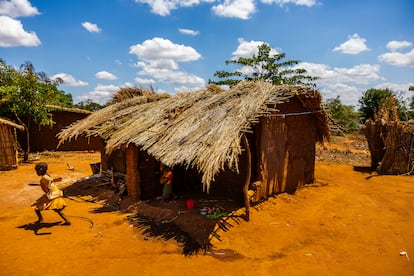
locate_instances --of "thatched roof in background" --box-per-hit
[0,117,24,131]
[59,81,329,191]
[46,105,93,115]
[110,86,157,104]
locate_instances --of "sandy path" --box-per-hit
[0,151,413,275]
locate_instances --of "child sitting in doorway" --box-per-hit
[32,162,70,225]
[160,165,173,201]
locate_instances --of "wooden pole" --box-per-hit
[126,144,140,201]
[241,134,251,221]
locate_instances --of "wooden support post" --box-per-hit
[126,144,140,201]
[242,134,251,221]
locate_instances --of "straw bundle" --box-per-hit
[58,81,328,191]
[377,121,414,175]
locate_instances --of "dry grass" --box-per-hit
[58,81,329,191]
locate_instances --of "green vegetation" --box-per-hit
[209,43,318,87]
[358,88,410,122]
[74,99,104,111]
[324,96,360,134]
[0,59,73,160]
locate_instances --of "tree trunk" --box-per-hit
[126,144,140,201]
[23,119,30,162]
[242,134,251,221]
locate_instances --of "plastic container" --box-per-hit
[186,199,195,210]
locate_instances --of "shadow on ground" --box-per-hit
[62,176,247,255]
[17,221,65,235]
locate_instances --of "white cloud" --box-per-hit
[333,33,369,55]
[95,71,117,80]
[212,0,256,20]
[135,77,156,86]
[378,48,414,67]
[375,82,414,104]
[232,38,279,58]
[130,37,201,62]
[179,28,199,36]
[129,37,205,91]
[0,0,40,18]
[135,0,314,18]
[77,84,132,104]
[138,67,205,90]
[260,0,317,7]
[135,0,212,16]
[320,82,361,105]
[51,73,88,87]
[386,40,412,52]
[81,21,101,33]
[300,62,381,85]
[0,15,40,47]
[298,62,384,105]
[229,38,280,76]
[375,82,413,93]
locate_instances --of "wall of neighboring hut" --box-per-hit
[0,124,19,170]
[253,98,317,201]
[24,111,102,152]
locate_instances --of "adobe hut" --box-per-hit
[58,81,329,219]
[19,106,103,152]
[0,118,24,171]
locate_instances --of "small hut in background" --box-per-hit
[19,106,103,152]
[0,118,24,171]
[59,81,329,219]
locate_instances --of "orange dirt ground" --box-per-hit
[1,134,413,275]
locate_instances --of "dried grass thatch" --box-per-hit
[0,118,25,131]
[59,81,329,191]
[110,87,157,103]
[45,105,93,115]
[364,119,414,175]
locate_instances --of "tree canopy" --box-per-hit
[0,59,73,159]
[358,88,410,123]
[209,43,318,88]
[73,99,104,111]
[324,96,360,134]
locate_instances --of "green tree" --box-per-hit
[408,85,414,119]
[358,88,409,123]
[210,43,318,87]
[324,96,360,134]
[0,59,73,160]
[74,99,104,111]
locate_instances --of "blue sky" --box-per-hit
[0,0,413,106]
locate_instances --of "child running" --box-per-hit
[32,162,71,225]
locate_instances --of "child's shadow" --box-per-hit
[17,222,62,235]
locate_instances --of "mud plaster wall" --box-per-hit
[256,98,317,199]
[25,111,103,152]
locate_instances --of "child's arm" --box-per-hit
[53,177,62,182]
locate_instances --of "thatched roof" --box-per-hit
[58,81,329,191]
[46,105,93,114]
[0,118,24,131]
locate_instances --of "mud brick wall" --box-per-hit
[25,111,103,152]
